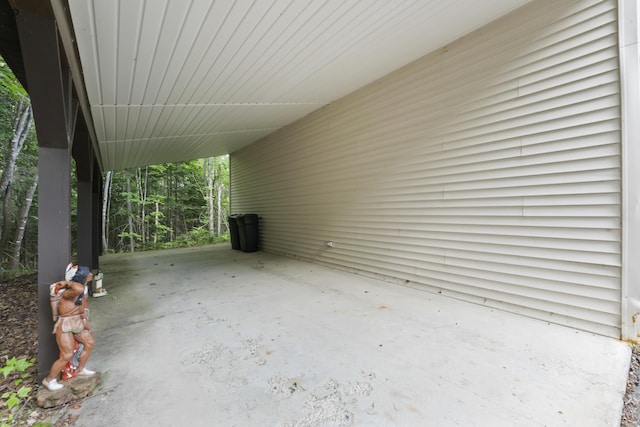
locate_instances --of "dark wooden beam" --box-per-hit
[72,115,91,181]
[14,5,74,379]
[92,161,102,269]
[0,1,27,90]
[8,0,52,17]
[15,6,71,149]
[36,147,71,379]
[74,122,94,289]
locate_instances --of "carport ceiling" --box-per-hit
[65,0,532,171]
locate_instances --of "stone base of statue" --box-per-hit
[36,372,102,408]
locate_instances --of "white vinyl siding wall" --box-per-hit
[230,0,621,337]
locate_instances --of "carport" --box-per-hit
[75,245,629,426]
[0,0,638,424]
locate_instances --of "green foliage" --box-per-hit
[0,269,34,280]
[2,385,30,409]
[117,231,142,241]
[105,156,230,253]
[1,54,231,262]
[0,56,38,276]
[0,357,34,427]
[0,58,27,99]
[182,228,221,246]
[0,357,33,378]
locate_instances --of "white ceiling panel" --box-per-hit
[93,103,319,142]
[67,0,532,170]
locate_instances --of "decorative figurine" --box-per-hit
[42,263,96,391]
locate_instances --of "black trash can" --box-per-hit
[237,213,259,253]
[228,214,242,250]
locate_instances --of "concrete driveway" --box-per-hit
[72,245,629,426]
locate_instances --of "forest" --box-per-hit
[0,56,230,279]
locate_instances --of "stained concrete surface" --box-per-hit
[73,245,629,426]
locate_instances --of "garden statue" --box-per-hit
[42,263,96,391]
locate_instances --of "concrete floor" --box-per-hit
[73,244,630,426]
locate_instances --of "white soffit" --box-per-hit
[68,0,532,170]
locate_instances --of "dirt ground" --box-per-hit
[0,273,638,426]
[0,274,78,427]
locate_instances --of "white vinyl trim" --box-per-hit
[619,0,640,341]
[231,0,622,337]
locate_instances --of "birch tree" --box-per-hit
[135,166,149,245]
[102,155,229,252]
[0,56,38,275]
[0,98,32,248]
[204,157,215,234]
[125,171,135,252]
[7,174,37,271]
[101,170,112,251]
[214,155,230,235]
[217,175,224,235]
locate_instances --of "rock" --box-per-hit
[36,373,102,408]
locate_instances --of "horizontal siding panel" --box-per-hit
[231,0,622,336]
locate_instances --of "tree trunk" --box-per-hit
[143,166,148,245]
[0,184,13,252]
[168,168,173,240]
[0,100,31,197]
[8,175,37,271]
[136,167,148,246]
[102,170,112,251]
[126,173,135,252]
[154,201,159,249]
[217,181,223,236]
[205,158,215,234]
[0,101,32,248]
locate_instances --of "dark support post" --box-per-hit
[37,147,71,379]
[15,9,70,148]
[15,6,74,379]
[76,181,92,267]
[92,162,102,267]
[74,129,93,281]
